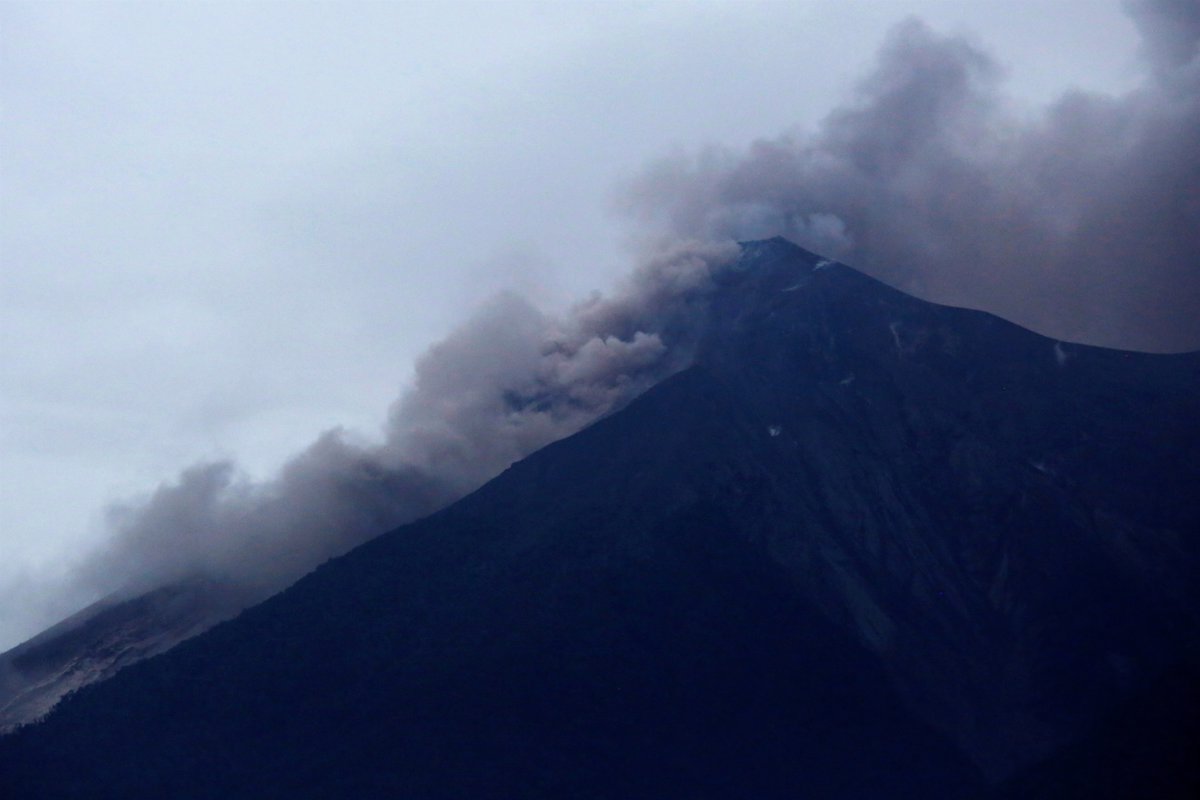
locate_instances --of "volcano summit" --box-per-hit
[2,238,1197,798]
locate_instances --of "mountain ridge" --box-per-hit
[3,237,1197,797]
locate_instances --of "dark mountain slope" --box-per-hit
[687,240,1200,776]
[2,238,1197,797]
[0,366,984,799]
[999,665,1200,799]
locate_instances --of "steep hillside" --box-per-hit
[2,238,1196,797]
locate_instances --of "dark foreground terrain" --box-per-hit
[3,239,1197,798]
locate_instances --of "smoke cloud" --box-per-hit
[38,0,1198,632]
[75,241,738,603]
[621,0,1200,352]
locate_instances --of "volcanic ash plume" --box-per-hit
[620,1,1200,352]
[36,0,1200,638]
[74,241,739,604]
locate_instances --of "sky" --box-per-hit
[0,0,1172,650]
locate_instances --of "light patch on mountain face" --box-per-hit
[839,374,856,386]
[1054,341,1071,366]
[813,259,834,271]
[768,425,782,438]
[889,321,903,355]
[1029,459,1058,478]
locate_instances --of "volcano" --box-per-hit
[2,238,1197,798]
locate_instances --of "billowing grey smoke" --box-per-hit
[56,0,1199,623]
[76,241,738,603]
[621,0,1200,352]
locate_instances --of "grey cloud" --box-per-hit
[1127,0,1200,71]
[621,3,1200,352]
[33,1,1197,637]
[76,241,738,603]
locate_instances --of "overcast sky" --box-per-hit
[0,0,1148,649]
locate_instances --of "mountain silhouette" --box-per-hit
[2,238,1197,798]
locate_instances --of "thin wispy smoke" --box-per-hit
[621,0,1200,352]
[75,241,738,602]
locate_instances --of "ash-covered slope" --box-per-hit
[2,238,1197,798]
[0,580,250,734]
